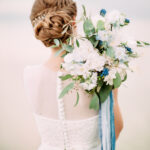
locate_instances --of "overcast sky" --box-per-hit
[0,0,150,23]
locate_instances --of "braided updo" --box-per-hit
[30,0,77,47]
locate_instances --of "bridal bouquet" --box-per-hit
[51,6,149,110]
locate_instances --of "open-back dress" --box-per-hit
[23,63,101,150]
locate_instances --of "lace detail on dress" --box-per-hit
[33,113,100,150]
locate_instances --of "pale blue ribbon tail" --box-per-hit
[99,91,116,150]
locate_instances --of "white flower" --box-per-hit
[86,49,106,72]
[64,53,74,63]
[116,63,127,80]
[102,52,114,66]
[98,30,113,42]
[109,29,125,47]
[126,39,138,53]
[104,68,117,85]
[104,22,111,30]
[114,47,128,61]
[63,39,106,77]
[74,38,94,53]
[91,15,105,27]
[62,62,74,71]
[103,64,127,85]
[80,72,98,91]
[105,10,125,26]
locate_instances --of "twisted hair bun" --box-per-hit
[30,0,77,47]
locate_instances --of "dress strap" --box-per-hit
[56,71,73,150]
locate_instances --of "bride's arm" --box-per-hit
[113,88,124,140]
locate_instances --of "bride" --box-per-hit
[24,0,123,149]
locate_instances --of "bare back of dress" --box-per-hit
[23,64,101,150]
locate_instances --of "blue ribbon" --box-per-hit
[98,91,116,150]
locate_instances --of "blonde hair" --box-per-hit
[30,0,77,47]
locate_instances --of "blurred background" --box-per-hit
[0,0,150,150]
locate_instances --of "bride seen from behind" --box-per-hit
[24,0,123,149]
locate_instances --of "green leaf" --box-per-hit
[106,47,115,58]
[99,84,113,103]
[102,41,109,49]
[61,26,69,35]
[94,40,99,47]
[80,77,85,83]
[54,39,60,46]
[89,92,99,110]
[136,41,141,44]
[76,39,80,47]
[50,45,59,48]
[59,82,74,99]
[124,61,129,67]
[136,41,150,47]
[129,53,138,58]
[97,20,105,30]
[54,48,64,56]
[59,74,73,81]
[113,72,122,88]
[98,79,103,87]
[82,5,86,17]
[61,52,67,58]
[63,44,74,52]
[83,19,95,36]
[74,92,79,107]
[88,35,98,47]
[66,37,71,44]
[143,41,150,46]
[122,74,127,82]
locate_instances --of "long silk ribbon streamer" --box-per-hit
[110,91,116,150]
[99,91,116,150]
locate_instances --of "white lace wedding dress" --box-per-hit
[23,64,101,150]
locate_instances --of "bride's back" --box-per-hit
[23,64,101,150]
[24,64,99,120]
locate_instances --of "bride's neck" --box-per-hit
[43,27,77,72]
[43,47,65,72]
